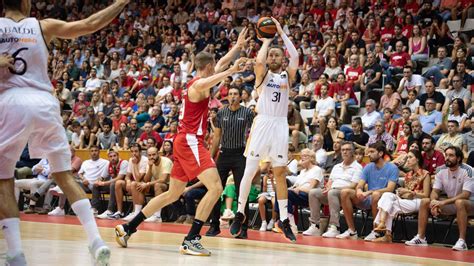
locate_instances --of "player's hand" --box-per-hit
[83,179,90,187]
[231,57,248,73]
[116,0,130,5]
[236,27,251,49]
[0,54,14,69]
[271,17,284,35]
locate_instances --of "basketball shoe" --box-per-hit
[114,224,136,248]
[229,212,245,237]
[179,235,211,256]
[89,238,111,266]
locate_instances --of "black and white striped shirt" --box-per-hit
[216,105,254,149]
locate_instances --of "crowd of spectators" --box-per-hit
[8,0,474,251]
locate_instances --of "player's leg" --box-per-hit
[115,177,187,247]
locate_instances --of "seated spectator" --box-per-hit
[149,105,166,133]
[97,118,117,149]
[379,83,402,115]
[387,41,412,82]
[367,120,396,153]
[312,84,335,134]
[119,144,148,221]
[421,135,446,178]
[288,102,307,151]
[348,117,369,149]
[181,180,207,224]
[295,73,315,110]
[337,141,398,241]
[15,159,50,213]
[139,121,163,150]
[463,117,474,166]
[323,56,343,81]
[359,52,383,104]
[408,25,429,67]
[418,80,445,115]
[139,147,173,223]
[116,123,130,150]
[258,170,277,232]
[97,149,129,219]
[418,99,443,136]
[70,121,82,149]
[392,140,421,170]
[79,125,96,150]
[447,98,468,132]
[304,141,362,237]
[324,138,344,173]
[395,122,412,154]
[126,118,143,147]
[330,73,357,123]
[422,46,452,87]
[323,116,345,152]
[397,66,425,102]
[405,89,420,114]
[361,99,382,136]
[344,54,363,88]
[405,146,474,251]
[111,106,129,134]
[77,146,109,215]
[383,108,399,139]
[280,149,324,234]
[396,107,413,139]
[443,74,471,115]
[14,145,40,180]
[220,175,259,225]
[372,150,431,243]
[436,120,463,151]
[312,134,328,168]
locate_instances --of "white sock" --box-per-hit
[278,199,289,221]
[0,218,22,257]
[237,159,260,214]
[71,199,101,245]
[134,205,143,213]
[288,214,296,226]
[154,209,161,218]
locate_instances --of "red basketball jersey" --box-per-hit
[178,77,210,136]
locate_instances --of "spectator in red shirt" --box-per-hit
[380,17,395,48]
[119,92,135,116]
[139,121,163,150]
[387,41,413,82]
[118,70,135,92]
[330,73,357,123]
[421,135,445,177]
[111,106,129,134]
[344,54,363,87]
[72,92,90,117]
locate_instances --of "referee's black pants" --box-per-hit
[209,147,249,229]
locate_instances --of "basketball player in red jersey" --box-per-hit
[115,31,250,256]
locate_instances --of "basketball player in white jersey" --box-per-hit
[0,0,129,265]
[230,18,299,242]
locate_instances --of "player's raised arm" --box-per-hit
[40,0,130,43]
[271,17,298,82]
[214,27,250,73]
[192,57,248,94]
[254,38,272,95]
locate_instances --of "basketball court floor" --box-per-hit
[1,214,472,265]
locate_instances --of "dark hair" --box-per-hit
[130,143,141,152]
[422,135,434,144]
[445,146,464,164]
[402,107,411,113]
[89,145,100,150]
[368,141,387,155]
[103,118,113,127]
[450,98,466,115]
[71,121,81,127]
[3,0,21,10]
[403,65,413,71]
[163,140,173,155]
[408,140,420,150]
[228,86,242,96]
[447,120,460,127]
[408,150,424,168]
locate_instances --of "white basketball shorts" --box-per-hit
[244,115,289,167]
[0,88,71,179]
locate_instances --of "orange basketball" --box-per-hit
[256,17,277,39]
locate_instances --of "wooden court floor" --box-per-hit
[0,214,473,265]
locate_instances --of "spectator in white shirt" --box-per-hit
[84,68,102,94]
[304,141,362,237]
[397,66,425,101]
[78,146,109,214]
[15,159,51,213]
[311,134,328,168]
[361,99,382,136]
[312,84,335,134]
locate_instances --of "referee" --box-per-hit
[205,87,254,238]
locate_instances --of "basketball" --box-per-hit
[256,17,277,39]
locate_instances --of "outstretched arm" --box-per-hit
[254,38,273,95]
[215,28,250,73]
[40,0,129,43]
[272,17,298,83]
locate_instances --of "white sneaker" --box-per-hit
[364,231,380,241]
[452,238,468,251]
[48,207,65,216]
[107,211,124,220]
[267,219,275,231]
[259,221,268,232]
[336,229,358,239]
[89,238,110,266]
[122,212,137,222]
[322,225,340,238]
[405,235,428,246]
[97,210,113,219]
[221,209,235,220]
[302,224,321,236]
[144,216,162,223]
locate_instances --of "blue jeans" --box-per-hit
[423,65,446,86]
[184,187,207,215]
[335,98,357,108]
[275,190,309,214]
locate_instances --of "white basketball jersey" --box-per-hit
[255,70,289,118]
[0,18,52,93]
